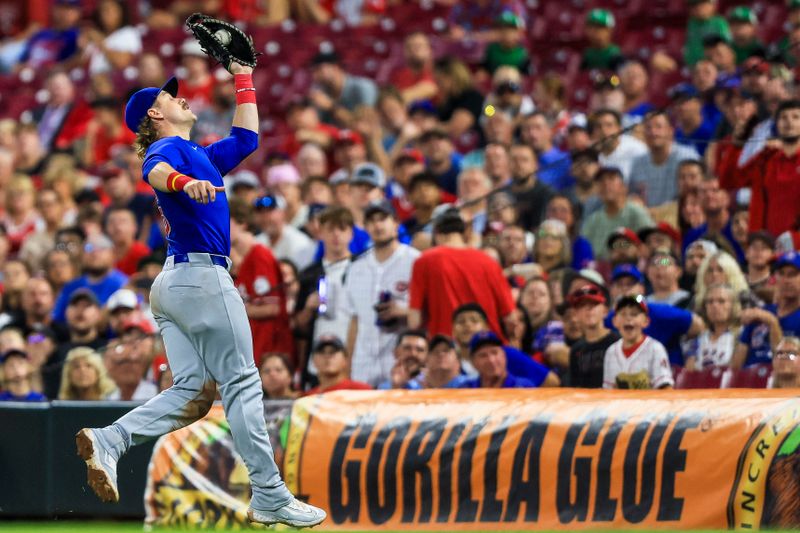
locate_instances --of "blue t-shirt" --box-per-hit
[571,236,594,270]
[606,302,693,366]
[141,127,258,256]
[504,346,550,386]
[52,271,129,323]
[740,305,800,367]
[537,147,573,192]
[675,116,718,157]
[431,153,463,196]
[0,391,46,402]
[21,28,79,64]
[460,373,536,388]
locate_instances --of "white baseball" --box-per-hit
[215,29,231,45]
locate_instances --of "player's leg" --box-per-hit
[77,270,215,502]
[193,265,324,526]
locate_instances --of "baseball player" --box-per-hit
[74,55,326,527]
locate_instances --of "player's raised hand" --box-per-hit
[229,61,253,75]
[184,180,226,204]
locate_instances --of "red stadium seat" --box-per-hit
[722,364,773,389]
[675,366,726,389]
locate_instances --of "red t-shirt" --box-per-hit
[93,126,136,166]
[409,246,516,339]
[235,244,294,367]
[116,241,151,276]
[304,379,372,396]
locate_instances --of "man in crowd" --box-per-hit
[390,31,437,103]
[105,207,151,277]
[101,166,155,236]
[345,200,419,386]
[580,167,653,260]
[309,51,378,128]
[745,231,776,304]
[630,112,700,207]
[409,210,518,339]
[52,234,129,323]
[589,109,647,185]
[771,336,800,389]
[105,289,140,338]
[419,128,462,196]
[683,173,743,261]
[459,331,537,388]
[509,143,554,232]
[645,249,691,308]
[105,318,158,401]
[520,112,572,191]
[606,227,643,268]
[0,349,46,402]
[378,330,429,389]
[44,289,107,398]
[19,189,65,271]
[304,336,372,395]
[409,335,467,389]
[11,277,69,341]
[295,206,354,382]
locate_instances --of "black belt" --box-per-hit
[172,253,229,269]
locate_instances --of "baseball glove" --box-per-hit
[185,13,258,70]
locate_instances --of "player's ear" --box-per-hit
[147,107,163,120]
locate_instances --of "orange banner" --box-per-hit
[284,390,800,530]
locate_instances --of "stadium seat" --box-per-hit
[722,364,773,389]
[675,366,726,389]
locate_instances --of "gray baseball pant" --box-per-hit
[111,253,293,511]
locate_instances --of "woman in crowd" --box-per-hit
[58,347,117,401]
[684,284,741,369]
[545,195,594,270]
[693,251,749,312]
[518,276,556,354]
[433,58,485,140]
[260,354,298,400]
[533,219,572,274]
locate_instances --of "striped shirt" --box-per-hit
[629,143,700,207]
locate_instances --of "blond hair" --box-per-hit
[58,347,117,400]
[694,251,749,311]
[134,116,160,159]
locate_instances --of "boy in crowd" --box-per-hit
[303,336,371,395]
[568,284,619,388]
[604,295,674,389]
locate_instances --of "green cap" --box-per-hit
[586,8,615,28]
[494,11,524,29]
[789,0,800,10]
[727,6,757,24]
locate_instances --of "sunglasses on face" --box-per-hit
[775,350,799,361]
[611,239,633,250]
[651,256,676,268]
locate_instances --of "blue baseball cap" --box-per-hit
[773,251,800,272]
[124,77,179,134]
[469,331,504,356]
[611,264,644,284]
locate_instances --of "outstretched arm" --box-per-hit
[230,62,257,133]
[147,162,224,204]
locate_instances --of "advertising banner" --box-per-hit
[145,390,800,530]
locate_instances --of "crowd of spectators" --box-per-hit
[2,0,800,402]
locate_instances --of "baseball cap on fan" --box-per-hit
[124,77,179,134]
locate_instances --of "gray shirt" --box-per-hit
[629,143,700,207]
[580,202,654,260]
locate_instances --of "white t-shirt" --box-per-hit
[107,380,158,401]
[310,258,352,374]
[343,244,420,386]
[256,225,317,271]
[88,26,143,74]
[693,330,735,368]
[598,135,648,186]
[603,335,674,389]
